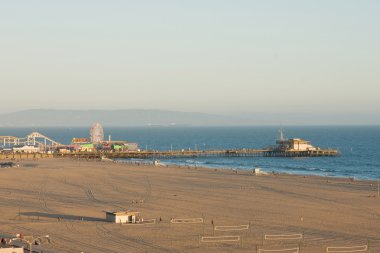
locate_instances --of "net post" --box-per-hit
[368,240,370,253]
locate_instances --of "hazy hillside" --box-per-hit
[0,109,247,127]
[0,110,378,127]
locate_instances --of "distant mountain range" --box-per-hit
[0,109,378,127]
[0,109,248,127]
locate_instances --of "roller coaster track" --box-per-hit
[0,131,62,149]
[26,132,62,147]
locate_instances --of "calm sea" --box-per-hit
[1,126,379,180]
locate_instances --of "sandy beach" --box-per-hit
[0,158,379,253]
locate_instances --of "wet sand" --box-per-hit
[0,158,379,253]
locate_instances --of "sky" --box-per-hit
[1,0,379,123]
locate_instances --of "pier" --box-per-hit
[0,149,339,161]
[52,148,339,160]
[0,152,53,160]
[1,128,340,160]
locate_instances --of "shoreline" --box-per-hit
[2,155,378,184]
[8,156,380,194]
[114,157,379,184]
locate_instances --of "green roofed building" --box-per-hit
[80,143,94,152]
[112,144,123,151]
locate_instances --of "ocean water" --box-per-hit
[1,126,379,180]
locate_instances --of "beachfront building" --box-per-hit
[105,211,142,224]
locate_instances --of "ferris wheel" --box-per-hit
[90,123,104,143]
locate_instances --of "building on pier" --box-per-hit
[12,145,40,153]
[271,129,319,152]
[70,123,139,152]
[276,138,317,151]
[110,142,139,152]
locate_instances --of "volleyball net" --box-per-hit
[326,245,368,253]
[170,218,203,224]
[201,235,241,243]
[258,247,300,253]
[214,224,249,231]
[264,233,303,240]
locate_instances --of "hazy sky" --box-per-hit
[1,1,379,119]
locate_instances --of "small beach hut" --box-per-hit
[105,211,141,224]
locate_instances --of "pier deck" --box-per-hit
[51,148,339,160]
